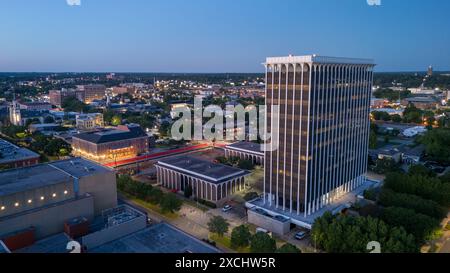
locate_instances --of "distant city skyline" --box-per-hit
[1,0,450,73]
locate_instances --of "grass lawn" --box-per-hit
[209,233,250,253]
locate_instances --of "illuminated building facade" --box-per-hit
[77,84,106,104]
[49,89,76,107]
[71,124,149,164]
[76,113,105,130]
[263,55,375,216]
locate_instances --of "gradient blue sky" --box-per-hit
[1,0,449,73]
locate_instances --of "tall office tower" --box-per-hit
[264,55,375,216]
[428,65,433,77]
[9,92,21,126]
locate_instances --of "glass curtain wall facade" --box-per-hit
[264,56,375,217]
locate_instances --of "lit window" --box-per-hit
[40,196,45,201]
[28,199,32,204]
[14,202,19,207]
[52,193,57,198]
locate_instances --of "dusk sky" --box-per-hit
[1,0,449,73]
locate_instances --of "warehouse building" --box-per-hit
[0,158,117,250]
[0,139,40,169]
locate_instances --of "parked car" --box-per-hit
[222,205,232,212]
[294,231,308,240]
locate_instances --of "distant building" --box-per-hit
[408,87,436,95]
[402,96,439,110]
[428,65,433,77]
[170,103,192,119]
[49,89,76,107]
[370,98,388,108]
[224,142,264,165]
[155,156,250,205]
[77,85,106,104]
[28,123,60,134]
[369,146,402,163]
[370,108,404,117]
[111,86,135,96]
[402,126,428,138]
[0,158,117,249]
[400,145,425,165]
[0,139,40,169]
[17,102,52,112]
[71,124,149,164]
[8,100,21,126]
[76,113,104,131]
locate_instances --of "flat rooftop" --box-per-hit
[90,223,220,253]
[266,55,375,65]
[226,141,265,156]
[156,156,250,184]
[14,233,71,253]
[0,139,40,165]
[0,158,112,197]
[72,124,146,144]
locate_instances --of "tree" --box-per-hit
[215,156,228,165]
[207,216,229,237]
[243,192,259,201]
[147,188,164,205]
[391,114,402,123]
[381,206,440,242]
[43,138,72,157]
[250,232,276,253]
[159,121,172,138]
[184,184,193,198]
[372,111,391,121]
[379,188,445,219]
[230,225,251,249]
[276,243,301,253]
[372,158,400,174]
[62,97,89,113]
[160,193,182,213]
[311,212,418,253]
[384,172,450,206]
[103,109,115,124]
[408,165,436,178]
[419,128,450,164]
[369,130,378,149]
[238,159,254,170]
[43,116,55,124]
[111,115,122,126]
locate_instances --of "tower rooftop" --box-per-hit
[265,55,374,65]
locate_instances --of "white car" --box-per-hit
[294,231,308,240]
[222,205,232,212]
